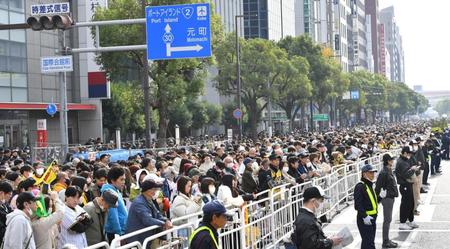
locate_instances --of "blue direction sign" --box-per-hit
[233,109,242,119]
[46,103,57,116]
[146,3,212,60]
[350,90,360,100]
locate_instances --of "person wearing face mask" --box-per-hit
[32,162,45,182]
[375,154,399,248]
[354,164,379,249]
[126,179,172,249]
[3,192,38,249]
[241,158,259,194]
[171,176,202,246]
[200,177,217,204]
[291,186,342,249]
[395,146,419,230]
[31,191,65,249]
[199,154,215,175]
[84,189,117,246]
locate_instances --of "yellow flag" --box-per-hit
[35,160,59,186]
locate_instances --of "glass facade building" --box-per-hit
[0,0,28,102]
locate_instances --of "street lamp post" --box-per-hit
[235,15,243,141]
[235,14,257,141]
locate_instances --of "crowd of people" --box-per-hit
[0,122,447,249]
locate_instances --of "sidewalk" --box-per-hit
[323,160,450,249]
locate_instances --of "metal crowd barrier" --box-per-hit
[90,149,401,249]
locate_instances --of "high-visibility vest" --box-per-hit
[361,182,378,216]
[189,225,220,249]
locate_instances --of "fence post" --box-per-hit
[240,207,247,249]
[270,189,276,246]
[344,163,349,204]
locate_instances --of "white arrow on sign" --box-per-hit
[163,24,204,57]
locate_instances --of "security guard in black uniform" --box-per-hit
[291,186,342,249]
[189,200,233,249]
[354,164,378,249]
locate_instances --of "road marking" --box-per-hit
[326,229,450,233]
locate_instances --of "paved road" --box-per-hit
[323,160,450,249]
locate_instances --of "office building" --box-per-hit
[243,0,296,41]
[348,0,368,71]
[213,0,244,35]
[0,0,102,148]
[380,6,405,82]
[365,0,381,73]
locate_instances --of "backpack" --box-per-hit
[0,204,12,244]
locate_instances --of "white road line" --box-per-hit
[326,229,450,233]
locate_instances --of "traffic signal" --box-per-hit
[27,15,73,31]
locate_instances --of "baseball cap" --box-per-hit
[141,179,163,192]
[382,153,395,163]
[203,200,234,218]
[102,190,119,208]
[361,164,378,173]
[269,154,281,160]
[303,186,329,202]
[298,152,310,158]
[401,146,413,154]
[243,157,254,166]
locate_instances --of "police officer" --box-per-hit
[354,164,378,249]
[291,186,342,249]
[189,200,233,249]
[375,154,399,248]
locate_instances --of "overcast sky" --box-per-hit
[379,0,450,91]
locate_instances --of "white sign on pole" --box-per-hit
[31,3,70,16]
[227,129,233,141]
[41,56,73,73]
[37,119,47,131]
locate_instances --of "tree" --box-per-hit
[272,55,312,131]
[434,99,450,116]
[215,34,288,139]
[102,81,145,139]
[93,0,224,147]
[279,35,346,129]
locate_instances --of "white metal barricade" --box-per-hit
[89,150,401,249]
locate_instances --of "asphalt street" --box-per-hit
[323,160,450,249]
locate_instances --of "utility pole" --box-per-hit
[59,31,69,156]
[268,80,273,137]
[280,0,284,39]
[141,0,152,148]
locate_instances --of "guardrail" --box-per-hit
[89,149,401,249]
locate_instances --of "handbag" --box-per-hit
[69,212,93,233]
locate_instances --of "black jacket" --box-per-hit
[375,165,399,200]
[415,146,426,168]
[189,222,219,249]
[257,168,272,193]
[288,167,304,184]
[241,169,258,194]
[0,203,12,242]
[354,178,377,218]
[395,156,415,186]
[291,208,333,249]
